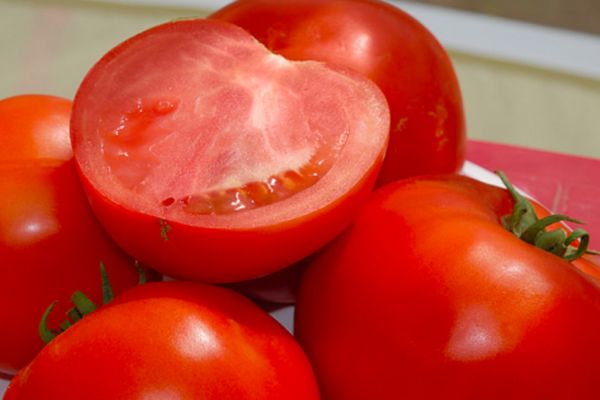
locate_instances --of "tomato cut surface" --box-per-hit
[212,0,466,184]
[71,19,389,282]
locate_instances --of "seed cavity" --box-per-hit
[153,99,178,115]
[162,197,175,206]
[177,156,329,216]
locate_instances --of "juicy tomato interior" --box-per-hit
[73,19,388,227]
[100,60,342,215]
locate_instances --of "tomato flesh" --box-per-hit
[71,19,389,281]
[212,0,466,184]
[98,58,342,216]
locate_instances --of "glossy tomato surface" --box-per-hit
[4,282,320,399]
[212,0,466,185]
[0,95,148,376]
[295,174,600,399]
[71,19,389,282]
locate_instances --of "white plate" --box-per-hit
[0,378,7,395]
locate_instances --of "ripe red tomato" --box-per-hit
[4,282,320,399]
[71,19,389,282]
[211,0,466,185]
[295,174,600,399]
[0,95,150,376]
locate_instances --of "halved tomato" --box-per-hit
[71,19,390,282]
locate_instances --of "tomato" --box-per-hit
[211,0,466,185]
[0,95,153,376]
[295,174,600,399]
[4,282,320,399]
[71,19,389,282]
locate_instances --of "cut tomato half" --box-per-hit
[71,19,389,282]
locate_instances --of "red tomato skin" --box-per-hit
[295,175,600,399]
[0,95,73,163]
[212,0,466,185]
[75,159,379,282]
[5,282,320,399]
[573,256,600,282]
[0,95,154,376]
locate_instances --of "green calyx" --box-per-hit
[498,171,597,261]
[39,260,147,344]
[39,290,98,345]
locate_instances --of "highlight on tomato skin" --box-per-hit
[70,18,390,283]
[0,95,73,163]
[4,282,320,400]
[0,95,157,377]
[294,174,600,399]
[211,0,466,185]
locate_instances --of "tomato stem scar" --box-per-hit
[159,219,172,241]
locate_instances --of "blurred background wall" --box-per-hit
[411,0,600,35]
[1,0,598,158]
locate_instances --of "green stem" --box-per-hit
[100,261,114,304]
[134,260,147,285]
[497,170,595,262]
[39,302,58,344]
[38,260,147,345]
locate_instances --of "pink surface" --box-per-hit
[467,139,600,251]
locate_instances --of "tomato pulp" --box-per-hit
[0,95,146,376]
[71,19,390,282]
[295,174,600,399]
[212,0,466,185]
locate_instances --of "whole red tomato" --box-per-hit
[295,174,600,399]
[4,282,320,399]
[71,19,389,282]
[0,95,151,376]
[211,0,466,185]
